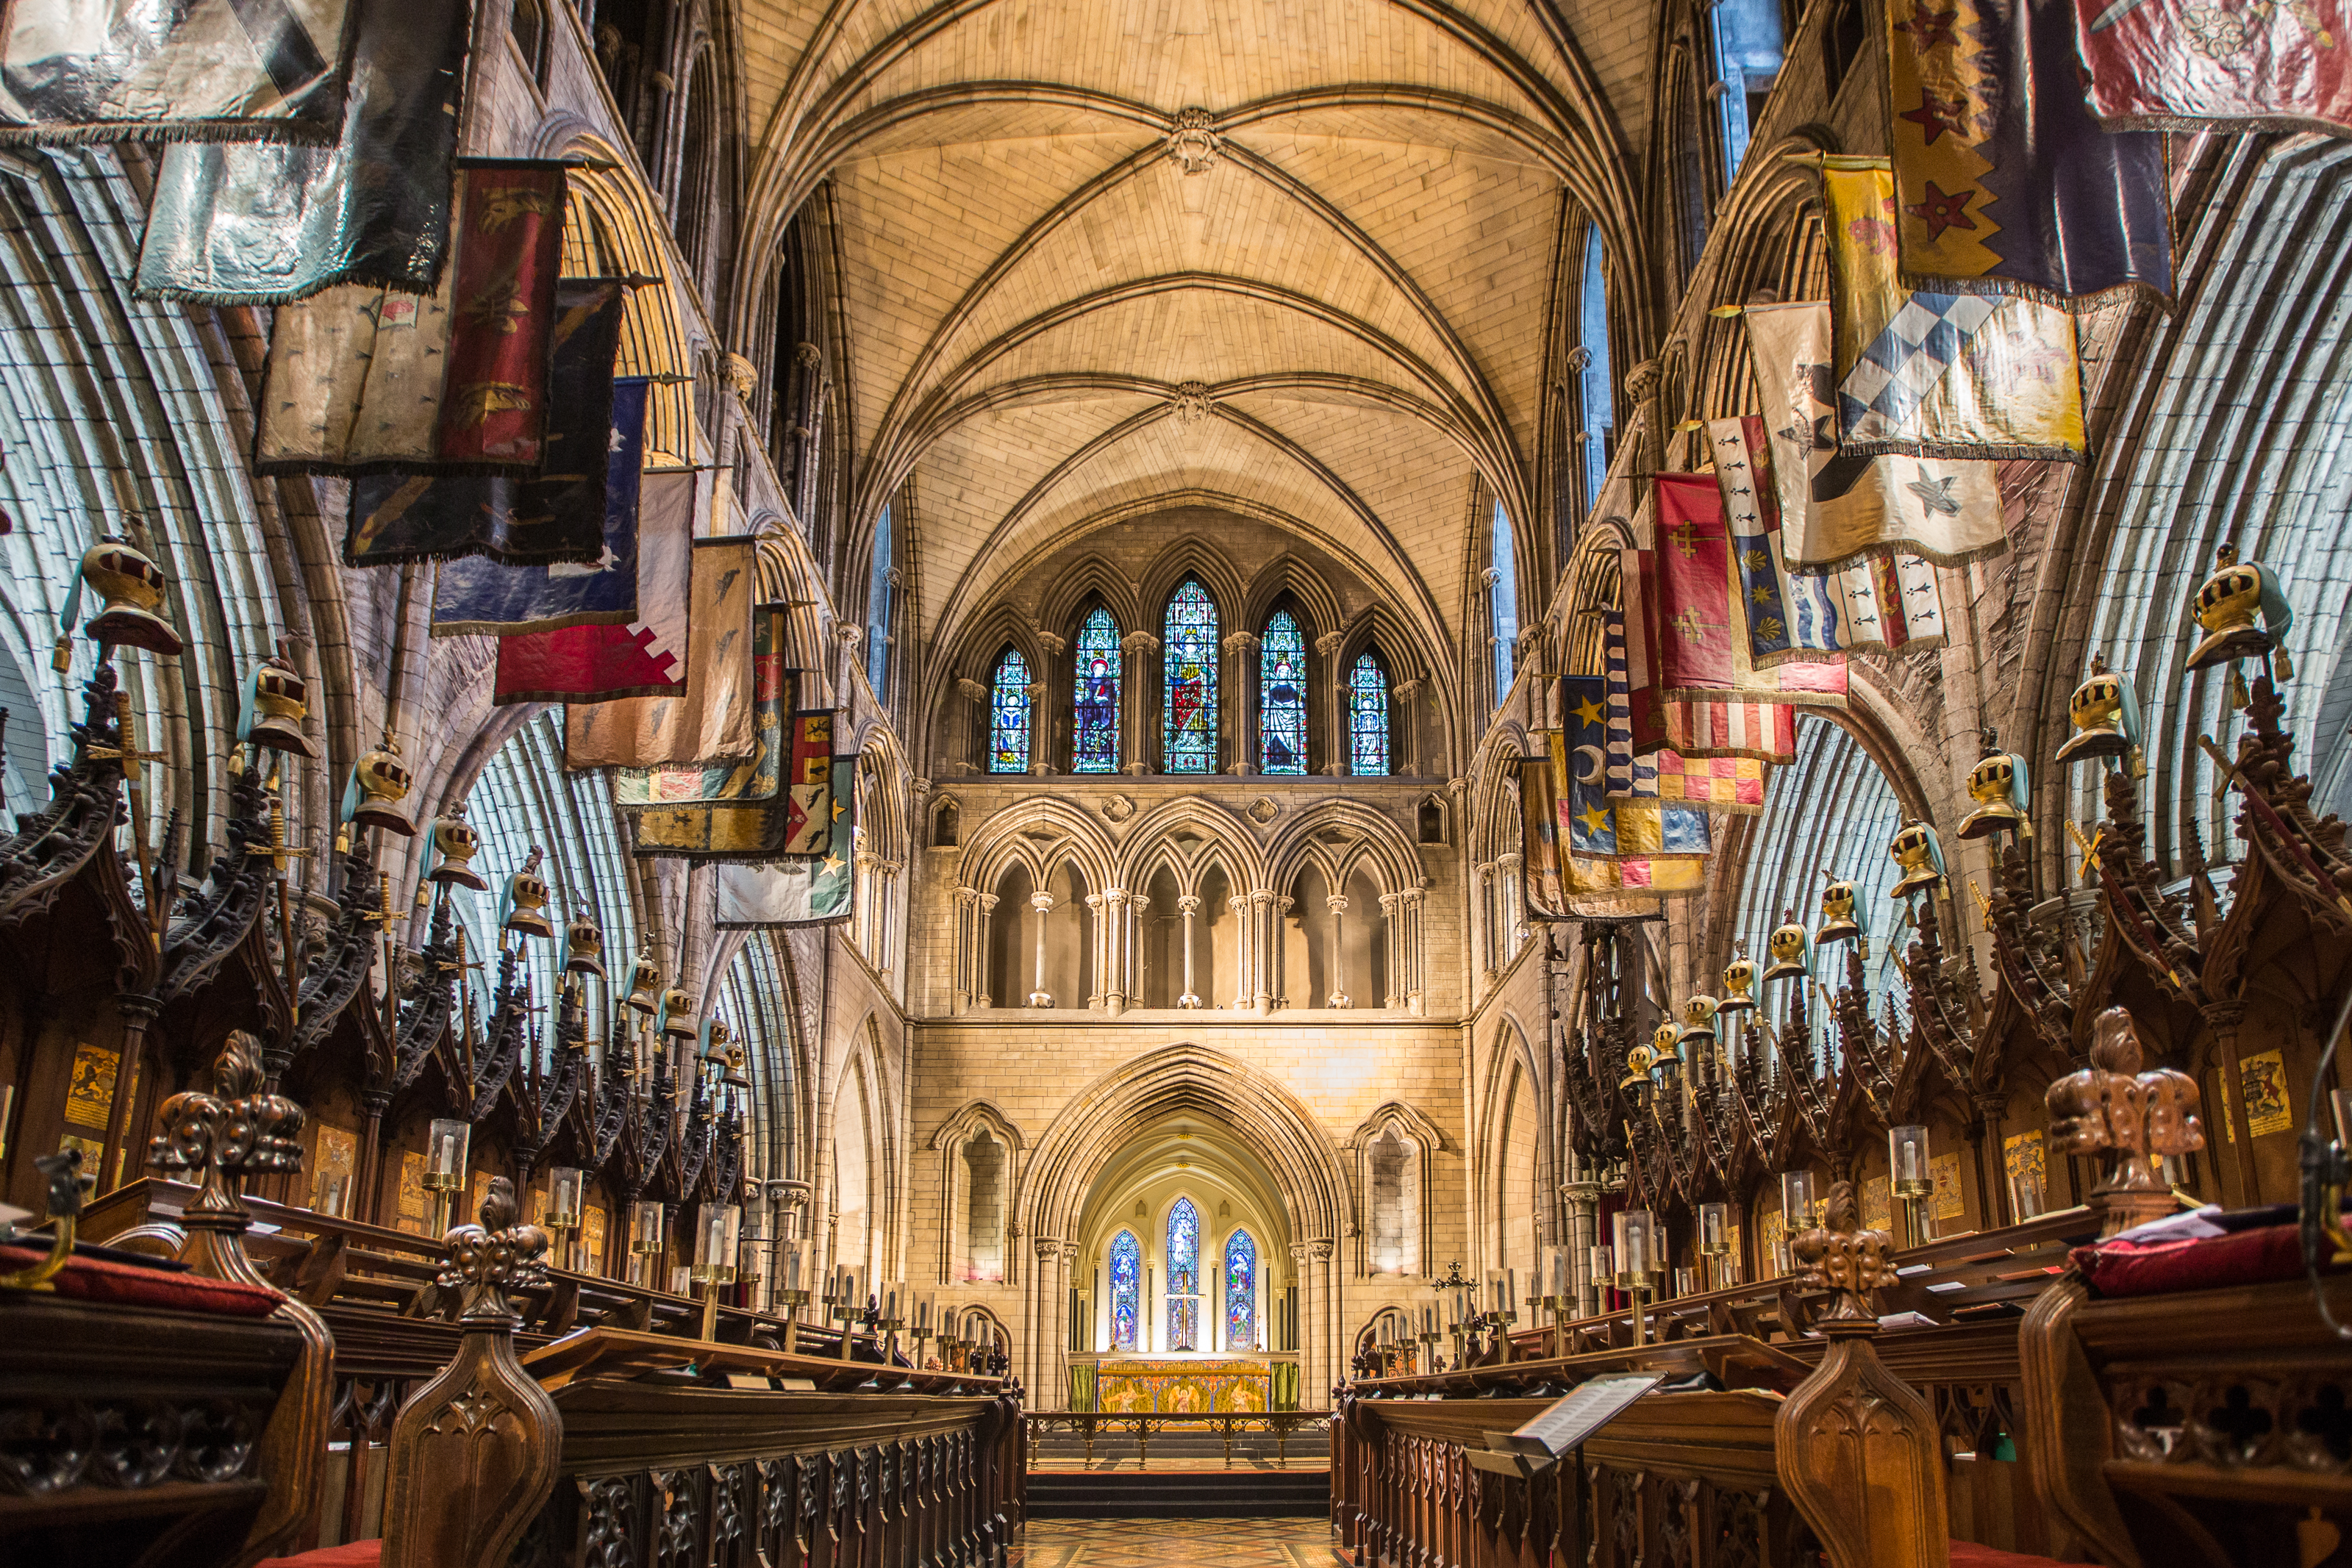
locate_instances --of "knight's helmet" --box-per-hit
[425,808,488,890]
[1889,818,1945,898]
[565,901,607,978]
[1764,909,1809,982]
[1715,946,1759,1023]
[1816,876,1862,947]
[68,536,183,661]
[240,646,317,759]
[2056,656,2147,773]
[343,728,416,837]
[2188,543,2294,681]
[500,848,556,940]
[1957,731,2031,841]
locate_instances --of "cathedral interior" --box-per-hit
[1,0,2350,1562]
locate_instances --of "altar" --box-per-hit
[1067,1354,1299,1412]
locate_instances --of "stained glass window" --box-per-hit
[1224,1228,1257,1350]
[1348,654,1389,776]
[1578,228,1614,516]
[1073,607,1120,774]
[1259,610,1307,774]
[1162,581,1219,773]
[987,648,1029,774]
[865,504,893,698]
[1490,505,1518,704]
[1165,1197,1201,1350]
[1109,1230,1140,1350]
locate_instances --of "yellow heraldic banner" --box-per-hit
[1819,158,2086,461]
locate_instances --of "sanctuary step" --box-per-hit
[1026,1467,1331,1519]
[1030,1425,1330,1471]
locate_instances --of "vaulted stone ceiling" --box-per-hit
[735,0,1660,674]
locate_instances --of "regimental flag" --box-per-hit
[258,161,570,479]
[565,534,757,770]
[0,0,357,145]
[1590,626,1769,810]
[2075,0,2352,137]
[1820,159,2088,460]
[1707,414,1950,664]
[781,709,836,857]
[1519,749,1570,920]
[1745,301,2006,567]
[1654,473,1848,710]
[1648,748,1767,815]
[1668,698,1799,763]
[1887,0,2173,300]
[714,758,858,927]
[491,468,694,706]
[1563,680,1712,859]
[616,610,790,859]
[426,373,648,634]
[346,279,627,568]
[135,0,468,304]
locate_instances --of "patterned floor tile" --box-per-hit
[1018,1517,1337,1567]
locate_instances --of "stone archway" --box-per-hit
[1019,1043,1354,1407]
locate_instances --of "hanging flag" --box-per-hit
[1564,679,1713,859]
[491,468,694,706]
[715,758,859,927]
[1667,698,1800,763]
[1654,473,1847,710]
[134,0,468,305]
[0,0,357,146]
[1887,0,2173,300]
[565,533,757,769]
[346,280,628,568]
[1820,160,2087,460]
[1520,748,1570,920]
[1745,301,2006,568]
[1834,551,1948,656]
[618,626,811,860]
[780,709,837,856]
[257,160,571,478]
[2074,0,2352,136]
[426,373,648,632]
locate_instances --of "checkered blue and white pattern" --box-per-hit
[1840,291,1998,440]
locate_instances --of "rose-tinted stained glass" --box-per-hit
[1225,1228,1257,1349]
[1166,1196,1200,1350]
[1162,581,1218,773]
[988,648,1030,774]
[1109,1229,1140,1350]
[1259,610,1307,774]
[1349,653,1389,776]
[1073,606,1120,774]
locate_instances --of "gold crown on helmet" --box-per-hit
[244,650,316,759]
[660,986,700,1040]
[426,809,488,889]
[1679,992,1719,1045]
[79,537,184,658]
[565,901,607,978]
[501,847,555,940]
[348,728,415,837]
[720,1042,751,1089]
[1764,909,1809,981]
[2187,543,2290,678]
[1816,876,1861,947]
[1888,819,1943,898]
[2056,656,2137,767]
[1957,733,2026,842]
[1716,948,1758,1017]
[623,952,662,1016]
[700,1016,732,1063]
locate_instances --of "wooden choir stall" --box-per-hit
[0,548,1026,1567]
[1336,556,2352,1568]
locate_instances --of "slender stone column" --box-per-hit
[955,676,990,774]
[973,892,998,1009]
[1326,895,1352,1007]
[1101,889,1129,1013]
[1120,631,1159,776]
[1028,891,1055,1007]
[1177,895,1203,1008]
[1562,1177,1601,1318]
[1315,631,1347,774]
[1251,889,1277,1013]
[1084,892,1107,1010]
[1223,630,1260,774]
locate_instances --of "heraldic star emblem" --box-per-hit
[1906,468,1963,516]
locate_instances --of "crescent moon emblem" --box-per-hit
[1573,745,1606,785]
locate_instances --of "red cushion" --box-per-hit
[2069,1222,2314,1299]
[1951,1542,2067,1567]
[257,1544,382,1568]
[0,1243,282,1318]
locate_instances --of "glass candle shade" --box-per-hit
[424,1118,470,1192]
[1889,1125,1933,1198]
[1779,1170,1816,1229]
[547,1166,584,1229]
[1673,1267,1698,1297]
[631,1199,665,1255]
[2009,1168,2045,1222]
[1590,1245,1614,1289]
[692,1203,740,1285]
[1547,1245,1570,1301]
[1612,1209,1656,1286]
[1699,1201,1730,1256]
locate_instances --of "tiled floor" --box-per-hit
[1018,1517,1338,1567]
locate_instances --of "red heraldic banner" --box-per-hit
[1653,473,1846,709]
[781,710,837,856]
[2076,0,2352,136]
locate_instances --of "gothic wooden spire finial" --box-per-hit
[2046,1006,2205,1237]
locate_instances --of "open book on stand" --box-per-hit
[1462,1372,1664,1478]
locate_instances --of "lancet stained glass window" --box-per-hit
[1109,1230,1140,1350]
[1073,607,1120,773]
[987,649,1030,774]
[1225,1228,1257,1350]
[1162,581,1219,773]
[1259,610,1307,774]
[1166,1197,1201,1350]
[1349,654,1390,776]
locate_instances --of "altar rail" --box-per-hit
[1026,1411,1326,1469]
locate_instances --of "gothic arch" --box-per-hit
[1110,798,1269,893]
[955,798,1118,897]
